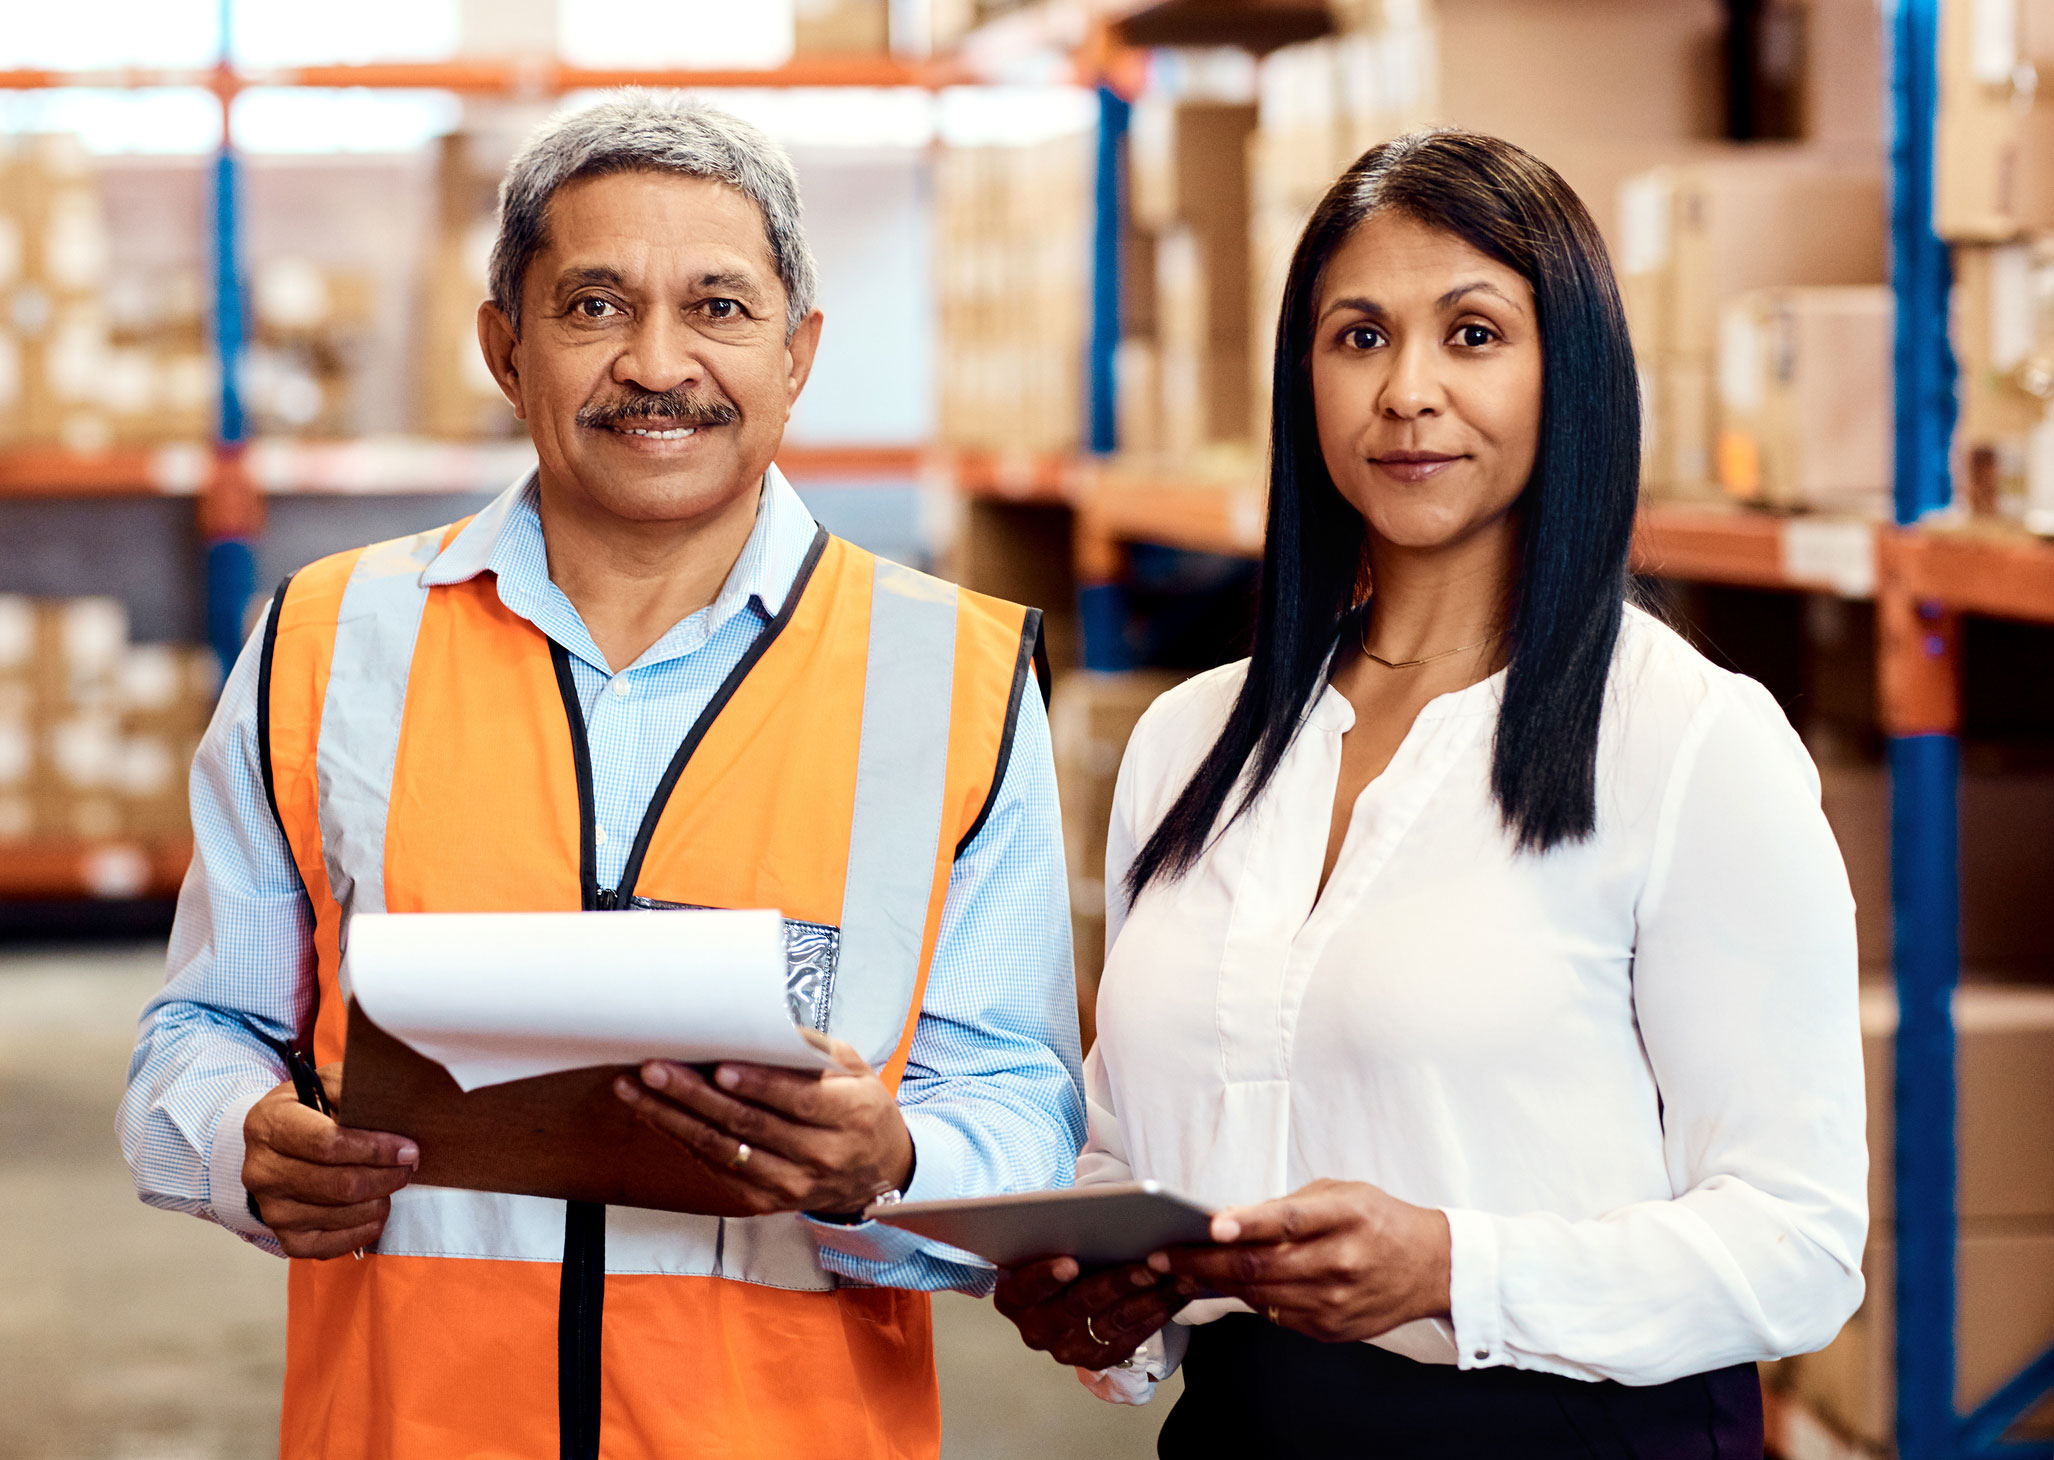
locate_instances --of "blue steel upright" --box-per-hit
[1080,82,1137,671]
[1888,1,1961,1457]
[1088,83,1129,457]
[205,23,256,678]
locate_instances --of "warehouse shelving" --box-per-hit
[0,442,927,500]
[0,837,192,901]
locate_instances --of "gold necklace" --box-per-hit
[1357,619,1504,670]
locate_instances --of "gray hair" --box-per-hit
[488,90,818,339]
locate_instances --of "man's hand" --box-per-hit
[242,1063,419,1259]
[1148,1178,1451,1344]
[994,1255,1185,1369]
[613,1034,913,1217]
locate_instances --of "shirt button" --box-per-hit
[1473,1349,1490,1361]
[610,678,632,697]
[595,825,609,845]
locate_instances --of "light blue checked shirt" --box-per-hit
[119,468,1084,1292]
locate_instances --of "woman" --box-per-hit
[995,130,1866,1457]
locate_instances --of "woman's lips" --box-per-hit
[1370,453,1463,483]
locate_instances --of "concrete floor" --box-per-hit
[0,944,1176,1458]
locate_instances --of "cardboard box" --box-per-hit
[1116,338,1163,456]
[1820,756,2054,973]
[32,597,127,713]
[792,0,891,54]
[420,134,521,440]
[116,644,219,736]
[1785,1228,2054,1448]
[950,498,1080,673]
[1715,285,1892,514]
[1862,983,2054,1227]
[1951,238,2054,522]
[1617,155,1886,361]
[1641,355,1720,501]
[1049,669,1190,1048]
[1161,337,1252,456]
[1936,0,2054,241]
[1128,101,1258,235]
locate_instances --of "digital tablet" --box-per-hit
[864,1181,1218,1268]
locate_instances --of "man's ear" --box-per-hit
[476,301,526,420]
[782,309,825,418]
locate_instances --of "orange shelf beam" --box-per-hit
[0,446,165,498]
[945,449,1085,505]
[1630,503,1793,590]
[1881,524,2054,626]
[0,56,970,96]
[1077,469,1264,561]
[0,442,933,499]
[0,838,191,900]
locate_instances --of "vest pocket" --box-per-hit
[625,897,839,1033]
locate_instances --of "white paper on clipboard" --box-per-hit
[342,909,839,1092]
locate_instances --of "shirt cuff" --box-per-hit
[207,1087,275,1241]
[1074,1319,1189,1405]
[1443,1206,1506,1370]
[801,1110,992,1272]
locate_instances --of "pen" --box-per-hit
[237,1018,361,1257]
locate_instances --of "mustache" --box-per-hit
[576,388,741,430]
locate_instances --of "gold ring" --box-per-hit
[727,1141,752,1171]
[1085,1314,1108,1347]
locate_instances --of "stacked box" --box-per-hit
[25,596,128,841]
[1783,985,2054,1447]
[1715,286,1893,514]
[934,134,1094,455]
[96,261,214,446]
[1241,3,1439,434]
[114,644,218,839]
[0,134,117,451]
[247,257,374,438]
[792,0,890,54]
[1951,234,2054,529]
[421,133,522,440]
[0,597,31,842]
[0,594,215,844]
[1127,101,1257,457]
[1935,0,2054,242]
[1616,155,1886,500]
[1048,669,1188,1049]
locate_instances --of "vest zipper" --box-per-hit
[549,644,608,1460]
[539,533,826,1457]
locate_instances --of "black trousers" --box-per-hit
[1156,1316,1764,1460]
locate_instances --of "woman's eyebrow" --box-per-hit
[1319,295,1383,322]
[1438,280,1520,311]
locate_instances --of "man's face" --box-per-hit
[481,170,822,527]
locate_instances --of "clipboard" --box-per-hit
[336,998,761,1217]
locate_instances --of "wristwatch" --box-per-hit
[810,1185,902,1226]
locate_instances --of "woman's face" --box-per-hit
[1309,210,1543,556]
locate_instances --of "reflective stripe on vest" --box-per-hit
[313,527,443,998]
[832,557,957,1067]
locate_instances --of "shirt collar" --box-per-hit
[421,461,820,624]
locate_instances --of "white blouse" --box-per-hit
[1078,607,1867,1402]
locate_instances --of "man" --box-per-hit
[120,92,1083,1459]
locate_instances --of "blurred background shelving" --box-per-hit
[4,0,2054,1455]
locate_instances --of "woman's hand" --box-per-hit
[1150,1178,1451,1344]
[994,1255,1187,1369]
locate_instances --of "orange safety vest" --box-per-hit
[257,476,1042,1459]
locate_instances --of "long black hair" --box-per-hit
[1126,129,1640,899]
